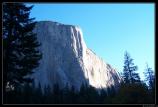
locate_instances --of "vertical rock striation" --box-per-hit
[32,21,121,91]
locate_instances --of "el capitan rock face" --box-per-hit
[32,21,121,91]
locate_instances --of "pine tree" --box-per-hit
[3,3,42,92]
[53,83,60,103]
[144,63,155,90]
[113,82,150,104]
[62,83,70,103]
[99,89,107,103]
[78,83,87,103]
[86,86,99,104]
[69,85,77,103]
[122,51,140,84]
[43,85,52,103]
[144,63,155,103]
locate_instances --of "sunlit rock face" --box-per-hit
[32,21,121,91]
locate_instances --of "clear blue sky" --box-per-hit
[27,3,155,80]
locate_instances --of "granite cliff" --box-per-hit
[31,21,121,91]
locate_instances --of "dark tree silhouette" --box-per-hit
[122,51,140,84]
[3,3,42,92]
[144,63,155,103]
[144,63,155,90]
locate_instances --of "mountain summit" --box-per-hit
[31,21,121,91]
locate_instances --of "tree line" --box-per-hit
[4,51,155,104]
[3,3,155,104]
